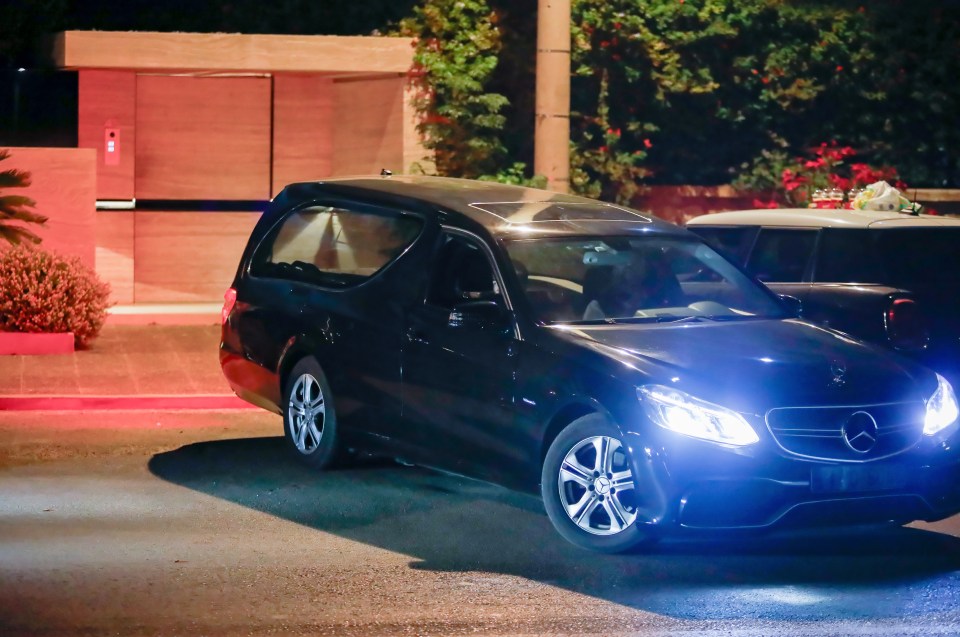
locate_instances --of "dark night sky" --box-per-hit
[1,0,417,68]
[60,0,416,34]
[0,0,416,146]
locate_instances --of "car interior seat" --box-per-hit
[579,266,614,319]
[453,246,495,300]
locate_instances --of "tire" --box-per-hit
[542,414,652,553]
[282,357,342,469]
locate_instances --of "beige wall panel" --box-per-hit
[133,212,260,303]
[0,147,96,268]
[78,70,136,201]
[95,212,134,304]
[332,77,405,177]
[56,31,414,74]
[135,76,271,200]
[272,75,335,195]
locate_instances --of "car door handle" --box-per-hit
[406,327,430,345]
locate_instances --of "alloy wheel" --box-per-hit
[287,372,326,454]
[558,435,638,535]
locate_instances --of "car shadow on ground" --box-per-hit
[149,435,960,621]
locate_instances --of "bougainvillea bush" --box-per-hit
[0,246,111,347]
[733,142,904,208]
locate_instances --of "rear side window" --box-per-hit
[252,204,422,288]
[746,228,817,282]
[689,226,758,265]
[874,228,960,288]
[815,229,883,283]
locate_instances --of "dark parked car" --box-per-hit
[687,208,960,386]
[221,177,960,552]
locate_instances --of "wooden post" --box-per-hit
[535,0,571,193]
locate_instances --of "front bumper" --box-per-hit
[623,427,960,532]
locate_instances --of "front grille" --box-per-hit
[765,402,924,462]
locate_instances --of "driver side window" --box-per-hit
[426,234,499,310]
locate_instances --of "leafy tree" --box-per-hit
[0,150,47,246]
[399,0,510,178]
[401,0,959,197]
[570,0,959,193]
[825,0,960,188]
[569,0,873,191]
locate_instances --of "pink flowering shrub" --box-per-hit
[0,245,111,347]
[734,142,904,208]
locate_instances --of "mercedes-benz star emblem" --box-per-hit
[594,476,612,495]
[842,411,879,454]
[829,360,847,387]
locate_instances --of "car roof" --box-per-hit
[281,175,688,238]
[686,208,960,229]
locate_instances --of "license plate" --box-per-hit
[811,465,910,494]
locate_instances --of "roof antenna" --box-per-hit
[380,169,392,177]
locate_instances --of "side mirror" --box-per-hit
[778,294,802,318]
[448,300,512,334]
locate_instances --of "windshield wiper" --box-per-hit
[551,315,708,326]
[603,315,709,325]
[701,314,770,322]
[551,314,779,326]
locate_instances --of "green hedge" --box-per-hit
[403,0,960,197]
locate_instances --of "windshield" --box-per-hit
[504,236,788,324]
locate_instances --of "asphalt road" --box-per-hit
[2,410,960,636]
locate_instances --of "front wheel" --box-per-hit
[282,357,342,469]
[542,414,652,553]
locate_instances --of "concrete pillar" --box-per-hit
[534,0,571,193]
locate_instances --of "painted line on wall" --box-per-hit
[0,394,258,412]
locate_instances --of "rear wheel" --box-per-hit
[542,414,652,553]
[282,357,342,469]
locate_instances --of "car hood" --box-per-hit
[549,319,934,412]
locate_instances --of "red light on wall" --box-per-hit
[104,127,120,166]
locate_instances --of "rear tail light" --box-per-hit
[222,287,237,325]
[885,296,929,351]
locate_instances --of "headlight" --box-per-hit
[924,373,959,436]
[638,385,759,446]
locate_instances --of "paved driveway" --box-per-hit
[2,410,960,636]
[0,324,227,396]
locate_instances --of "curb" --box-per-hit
[0,394,259,412]
[105,303,221,326]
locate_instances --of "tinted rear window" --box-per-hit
[815,229,884,283]
[689,226,758,264]
[746,229,817,282]
[874,228,960,288]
